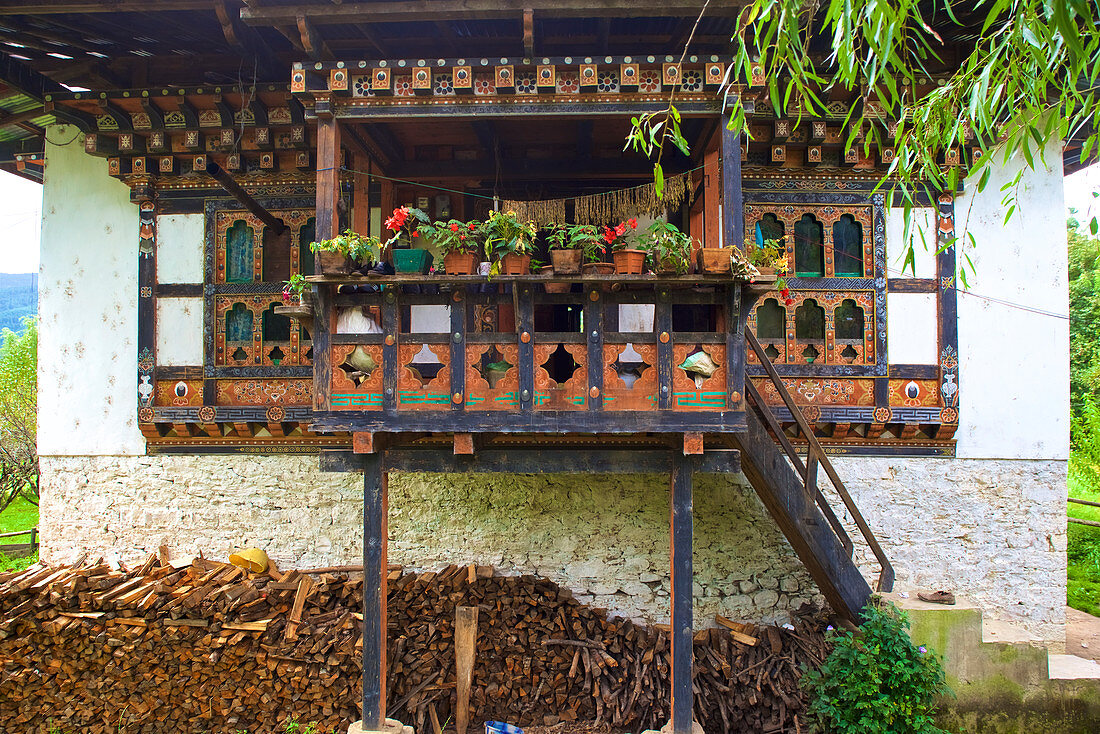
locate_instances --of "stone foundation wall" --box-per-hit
[39,454,1066,642]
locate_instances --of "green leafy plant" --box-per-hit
[484,210,538,260]
[548,223,604,262]
[422,219,482,255]
[281,274,309,303]
[746,237,789,292]
[309,230,381,266]
[641,221,694,274]
[802,601,951,734]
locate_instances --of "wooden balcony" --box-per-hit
[307,272,773,436]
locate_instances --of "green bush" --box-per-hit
[802,601,951,734]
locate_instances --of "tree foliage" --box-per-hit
[633,0,1100,280]
[0,317,37,515]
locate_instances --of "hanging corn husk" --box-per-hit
[500,198,567,228]
[574,172,692,224]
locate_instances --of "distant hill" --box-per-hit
[0,274,36,334]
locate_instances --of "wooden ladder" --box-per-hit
[732,328,895,625]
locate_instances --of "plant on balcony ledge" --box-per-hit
[642,220,694,275]
[384,207,433,273]
[748,237,790,295]
[547,224,601,275]
[485,210,537,276]
[310,230,382,275]
[276,273,315,331]
[604,219,646,274]
[425,219,482,275]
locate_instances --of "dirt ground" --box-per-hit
[1066,606,1100,660]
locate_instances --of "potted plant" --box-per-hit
[485,210,537,275]
[424,218,481,275]
[604,218,645,274]
[310,229,382,275]
[748,236,790,294]
[642,221,694,275]
[547,224,599,274]
[276,274,315,332]
[385,206,434,273]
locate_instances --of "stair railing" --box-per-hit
[745,328,895,593]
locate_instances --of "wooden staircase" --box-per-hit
[732,329,895,625]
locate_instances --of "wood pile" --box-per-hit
[0,557,830,734]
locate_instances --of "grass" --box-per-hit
[0,494,39,574]
[1068,465,1100,616]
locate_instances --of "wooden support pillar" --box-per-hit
[362,452,388,730]
[670,452,695,734]
[315,116,341,245]
[721,120,744,252]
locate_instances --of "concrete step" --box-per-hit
[1048,653,1100,680]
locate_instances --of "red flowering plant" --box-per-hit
[383,206,431,250]
[282,274,309,304]
[601,218,641,251]
[420,219,483,256]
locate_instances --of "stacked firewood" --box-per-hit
[0,557,830,734]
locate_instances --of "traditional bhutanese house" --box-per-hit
[0,1,1073,732]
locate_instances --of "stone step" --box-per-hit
[1048,653,1100,680]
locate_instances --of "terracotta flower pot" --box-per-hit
[316,250,353,275]
[698,247,731,274]
[539,266,571,294]
[612,248,647,275]
[550,248,583,275]
[581,262,615,276]
[498,253,531,275]
[443,250,479,275]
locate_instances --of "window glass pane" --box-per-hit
[794,214,824,277]
[226,220,254,283]
[262,219,291,283]
[262,303,291,342]
[834,299,865,340]
[757,298,785,339]
[794,299,825,340]
[756,213,784,245]
[833,214,863,276]
[226,302,253,342]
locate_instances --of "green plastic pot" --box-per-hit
[393,248,434,274]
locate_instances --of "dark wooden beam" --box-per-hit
[241,0,743,24]
[669,453,694,734]
[721,118,744,250]
[0,1,214,13]
[523,8,535,57]
[366,448,740,474]
[296,13,334,61]
[362,452,388,730]
[0,105,44,127]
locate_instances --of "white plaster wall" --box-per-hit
[156,213,205,283]
[155,298,204,366]
[955,139,1070,460]
[38,453,1067,643]
[38,125,144,456]
[885,207,937,278]
[886,292,939,365]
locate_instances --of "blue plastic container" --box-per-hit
[485,722,523,734]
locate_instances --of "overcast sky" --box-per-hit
[0,162,1098,276]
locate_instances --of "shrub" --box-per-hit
[802,600,951,734]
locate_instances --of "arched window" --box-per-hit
[756,298,786,340]
[262,303,291,343]
[795,299,825,340]
[226,302,253,342]
[755,213,784,245]
[833,214,863,276]
[299,217,316,277]
[794,214,824,277]
[262,219,291,283]
[225,220,254,283]
[834,299,865,340]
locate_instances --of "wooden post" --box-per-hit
[670,452,695,734]
[362,452,388,729]
[455,605,479,734]
[315,116,341,246]
[720,120,744,251]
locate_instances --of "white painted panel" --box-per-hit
[38,125,144,456]
[955,137,1069,460]
[156,213,205,283]
[886,293,939,365]
[885,207,938,278]
[410,305,450,333]
[156,298,204,366]
[619,304,654,332]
